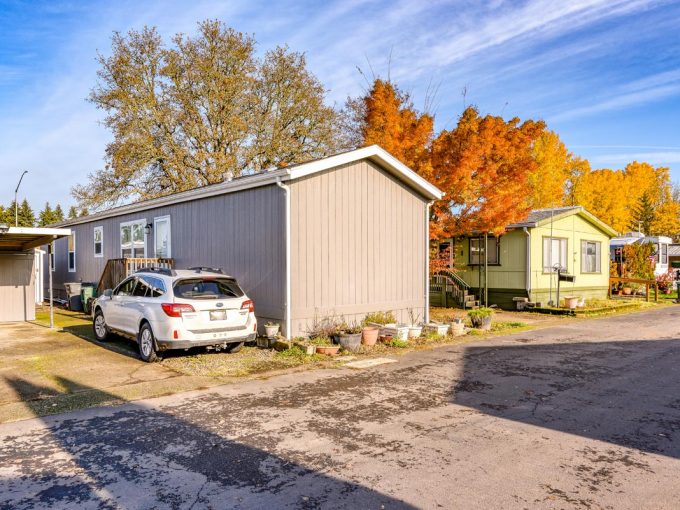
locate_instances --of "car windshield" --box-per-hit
[173,278,244,299]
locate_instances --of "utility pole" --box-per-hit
[14,170,28,227]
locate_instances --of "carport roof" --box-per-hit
[0,226,72,252]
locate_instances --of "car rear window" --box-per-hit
[173,278,244,299]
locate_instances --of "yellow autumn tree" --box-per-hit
[528,130,583,209]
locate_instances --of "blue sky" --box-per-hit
[1,0,679,210]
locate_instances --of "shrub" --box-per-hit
[307,336,333,346]
[363,311,396,325]
[307,313,343,338]
[657,270,674,292]
[390,339,409,348]
[467,307,494,320]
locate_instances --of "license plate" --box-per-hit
[210,310,227,321]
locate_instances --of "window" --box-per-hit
[141,276,166,297]
[661,243,668,265]
[93,226,103,258]
[114,278,137,296]
[68,233,76,272]
[581,240,601,273]
[120,220,146,258]
[543,237,567,272]
[469,237,500,265]
[154,216,171,258]
[173,278,244,299]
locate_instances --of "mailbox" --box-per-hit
[558,273,575,283]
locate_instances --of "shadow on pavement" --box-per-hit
[452,338,680,459]
[1,376,415,509]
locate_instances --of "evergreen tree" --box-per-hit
[0,205,7,225]
[6,201,18,226]
[17,199,35,227]
[629,191,655,235]
[53,204,65,222]
[67,205,78,219]
[38,202,56,227]
[79,207,89,217]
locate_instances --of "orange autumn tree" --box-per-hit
[430,106,545,237]
[358,79,434,176]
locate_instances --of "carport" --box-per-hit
[0,225,71,326]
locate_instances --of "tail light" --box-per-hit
[241,299,254,313]
[162,303,195,317]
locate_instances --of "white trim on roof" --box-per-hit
[54,146,444,227]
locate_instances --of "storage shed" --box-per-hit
[50,146,443,337]
[0,226,71,322]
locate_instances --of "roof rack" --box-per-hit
[135,267,176,277]
[188,266,224,274]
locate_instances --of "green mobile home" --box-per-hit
[436,207,617,309]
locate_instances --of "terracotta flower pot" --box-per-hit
[361,326,379,346]
[315,345,340,355]
[622,287,632,296]
[379,335,394,344]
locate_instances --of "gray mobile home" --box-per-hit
[50,146,443,337]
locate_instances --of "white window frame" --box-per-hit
[153,215,171,258]
[543,237,568,273]
[68,232,76,272]
[661,243,668,265]
[581,240,601,274]
[120,219,147,258]
[93,226,103,258]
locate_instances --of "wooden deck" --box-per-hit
[97,258,173,296]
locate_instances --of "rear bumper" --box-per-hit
[151,313,258,351]
[156,332,256,350]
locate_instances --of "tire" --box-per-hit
[138,322,159,362]
[224,341,244,353]
[93,309,110,342]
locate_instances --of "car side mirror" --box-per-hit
[103,289,113,297]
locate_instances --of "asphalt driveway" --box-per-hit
[1,306,679,509]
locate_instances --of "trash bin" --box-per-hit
[64,282,83,312]
[81,283,97,314]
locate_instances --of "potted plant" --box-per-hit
[451,318,465,336]
[309,336,340,355]
[292,337,317,355]
[621,286,633,295]
[362,311,395,346]
[264,321,280,338]
[424,322,449,336]
[337,323,363,352]
[468,307,494,330]
[563,296,579,310]
[407,308,423,339]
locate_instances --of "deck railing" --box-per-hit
[97,258,174,296]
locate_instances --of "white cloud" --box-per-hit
[592,151,680,165]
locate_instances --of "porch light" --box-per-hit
[144,223,153,235]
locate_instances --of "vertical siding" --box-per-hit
[290,160,428,336]
[48,185,286,323]
[0,253,35,322]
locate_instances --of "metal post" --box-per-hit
[48,242,54,329]
[484,232,488,307]
[14,170,28,227]
[556,267,561,309]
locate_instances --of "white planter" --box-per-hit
[450,321,466,336]
[408,326,423,339]
[380,324,409,340]
[264,324,280,338]
[424,323,449,336]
